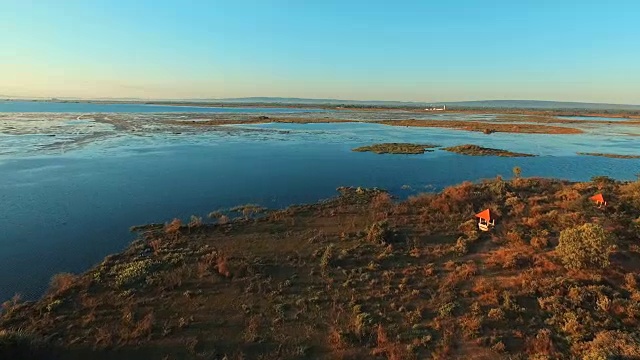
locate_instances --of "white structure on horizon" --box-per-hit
[425,104,446,111]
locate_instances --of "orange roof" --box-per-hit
[590,193,605,203]
[475,209,491,221]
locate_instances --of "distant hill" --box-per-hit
[203,97,425,107]
[200,97,640,110]
[2,95,639,110]
[437,100,640,111]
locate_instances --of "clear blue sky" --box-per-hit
[1,0,639,103]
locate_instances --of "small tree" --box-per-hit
[512,166,522,180]
[557,223,613,270]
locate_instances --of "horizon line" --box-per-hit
[2,95,639,107]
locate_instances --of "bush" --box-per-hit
[512,166,522,180]
[188,215,202,229]
[49,272,77,294]
[366,221,391,244]
[111,259,155,288]
[164,218,182,235]
[556,223,613,270]
[581,331,640,360]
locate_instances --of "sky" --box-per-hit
[1,0,639,103]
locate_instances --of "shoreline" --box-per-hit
[166,116,589,135]
[3,99,640,119]
[3,177,640,359]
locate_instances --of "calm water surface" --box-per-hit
[1,103,640,300]
[0,100,320,114]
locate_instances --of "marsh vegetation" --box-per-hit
[443,145,537,157]
[352,143,440,154]
[578,152,640,159]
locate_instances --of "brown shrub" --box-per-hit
[442,262,477,290]
[473,278,500,305]
[216,255,231,278]
[371,325,412,360]
[522,215,543,229]
[80,295,98,309]
[531,254,561,274]
[505,230,525,244]
[456,262,478,279]
[529,204,547,216]
[625,273,638,291]
[327,327,346,351]
[244,316,261,343]
[149,238,162,254]
[556,188,582,202]
[459,314,483,339]
[197,251,230,278]
[525,329,556,357]
[406,193,435,208]
[578,330,640,359]
[620,181,640,210]
[1,294,23,314]
[371,192,393,212]
[427,181,476,214]
[196,261,209,278]
[443,181,474,203]
[49,272,77,294]
[530,234,549,250]
[532,238,551,252]
[486,247,531,269]
[162,266,187,290]
[366,221,391,244]
[458,219,480,240]
[509,202,526,217]
[218,215,230,225]
[188,215,202,229]
[164,218,182,235]
[131,312,155,339]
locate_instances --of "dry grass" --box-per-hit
[3,179,640,359]
[49,273,77,294]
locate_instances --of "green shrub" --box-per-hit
[556,223,613,270]
[111,259,155,288]
[438,302,457,317]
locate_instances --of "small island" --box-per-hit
[443,144,537,157]
[578,152,640,159]
[352,142,440,154]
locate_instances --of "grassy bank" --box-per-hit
[2,177,640,359]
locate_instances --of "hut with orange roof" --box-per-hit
[475,209,495,231]
[590,193,607,208]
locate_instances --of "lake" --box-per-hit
[0,100,321,114]
[1,102,639,301]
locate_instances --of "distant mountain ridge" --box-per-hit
[2,95,639,110]
[205,97,640,110]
